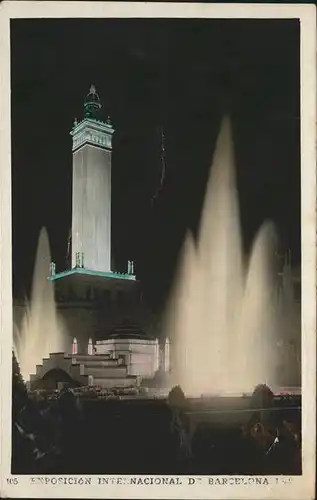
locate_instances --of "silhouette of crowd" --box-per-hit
[11,354,301,475]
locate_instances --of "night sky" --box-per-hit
[11,18,300,310]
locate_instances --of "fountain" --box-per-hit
[14,227,66,382]
[165,117,298,397]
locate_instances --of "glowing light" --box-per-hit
[14,228,66,381]
[165,117,297,396]
[72,337,78,355]
[88,337,93,355]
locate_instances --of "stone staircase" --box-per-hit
[29,351,137,390]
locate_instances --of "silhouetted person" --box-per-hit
[167,385,192,462]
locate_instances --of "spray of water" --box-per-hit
[14,227,66,381]
[165,117,294,396]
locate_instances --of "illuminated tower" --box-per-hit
[70,85,114,272]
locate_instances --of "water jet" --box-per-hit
[14,228,66,381]
[165,117,299,397]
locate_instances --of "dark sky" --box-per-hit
[11,18,300,309]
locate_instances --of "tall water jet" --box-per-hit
[237,222,280,391]
[14,227,66,381]
[166,117,291,396]
[167,232,203,394]
[276,255,301,386]
[197,117,244,394]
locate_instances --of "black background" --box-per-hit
[11,18,300,310]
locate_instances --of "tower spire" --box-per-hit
[84,84,102,119]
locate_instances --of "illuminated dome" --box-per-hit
[84,84,102,119]
[108,321,153,341]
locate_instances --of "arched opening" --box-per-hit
[37,368,79,391]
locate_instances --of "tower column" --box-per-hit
[70,85,114,272]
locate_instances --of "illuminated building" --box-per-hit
[25,86,170,389]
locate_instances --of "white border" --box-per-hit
[0,2,316,499]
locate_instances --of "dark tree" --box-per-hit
[12,350,27,418]
[251,384,274,410]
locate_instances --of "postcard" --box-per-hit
[0,2,316,499]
